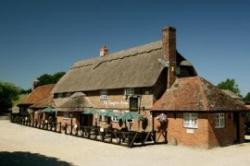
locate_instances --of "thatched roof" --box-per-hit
[19,84,55,106]
[152,76,249,111]
[52,40,195,93]
[56,92,94,112]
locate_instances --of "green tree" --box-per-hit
[217,78,240,95]
[20,88,31,94]
[244,92,250,103]
[37,72,65,86]
[0,81,20,112]
[37,74,52,85]
[52,72,65,83]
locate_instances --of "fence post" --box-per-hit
[76,127,78,136]
[101,131,104,142]
[59,122,61,133]
[110,130,113,143]
[70,125,73,135]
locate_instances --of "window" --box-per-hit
[54,93,64,98]
[126,119,134,123]
[176,66,181,76]
[215,113,225,128]
[129,96,139,112]
[63,112,69,118]
[124,88,135,96]
[99,115,106,122]
[54,93,59,98]
[111,110,119,122]
[183,113,198,128]
[100,90,108,101]
[111,116,119,122]
[65,92,72,97]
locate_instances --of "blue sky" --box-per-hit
[0,0,249,95]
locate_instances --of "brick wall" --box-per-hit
[98,110,152,132]
[167,113,209,148]
[54,88,154,110]
[153,112,209,147]
[56,112,80,127]
[85,89,154,110]
[153,112,245,148]
[208,112,245,147]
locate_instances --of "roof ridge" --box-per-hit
[92,47,162,70]
[197,77,209,111]
[72,40,162,69]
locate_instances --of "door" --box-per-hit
[80,114,93,126]
[233,112,240,143]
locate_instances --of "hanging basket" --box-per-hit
[156,113,167,122]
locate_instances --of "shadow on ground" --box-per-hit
[0,151,74,166]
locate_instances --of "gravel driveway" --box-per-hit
[0,120,250,166]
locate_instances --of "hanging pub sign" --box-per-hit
[129,96,139,112]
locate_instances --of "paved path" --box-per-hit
[1,120,250,166]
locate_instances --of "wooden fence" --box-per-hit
[10,115,156,148]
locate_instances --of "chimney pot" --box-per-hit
[100,45,109,57]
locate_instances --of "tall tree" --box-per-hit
[0,81,20,112]
[37,72,65,86]
[217,78,240,95]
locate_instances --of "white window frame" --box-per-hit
[63,112,70,120]
[183,113,198,128]
[215,113,225,128]
[100,90,108,101]
[124,88,135,96]
[58,93,64,98]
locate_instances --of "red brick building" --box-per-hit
[52,26,249,148]
[18,84,55,122]
[152,76,248,148]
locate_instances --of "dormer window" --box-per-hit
[100,90,108,101]
[124,88,135,96]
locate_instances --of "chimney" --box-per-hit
[32,80,39,90]
[162,26,177,89]
[100,45,109,57]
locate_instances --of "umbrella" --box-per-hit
[41,107,55,113]
[118,112,143,121]
[105,110,118,117]
[97,109,114,116]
